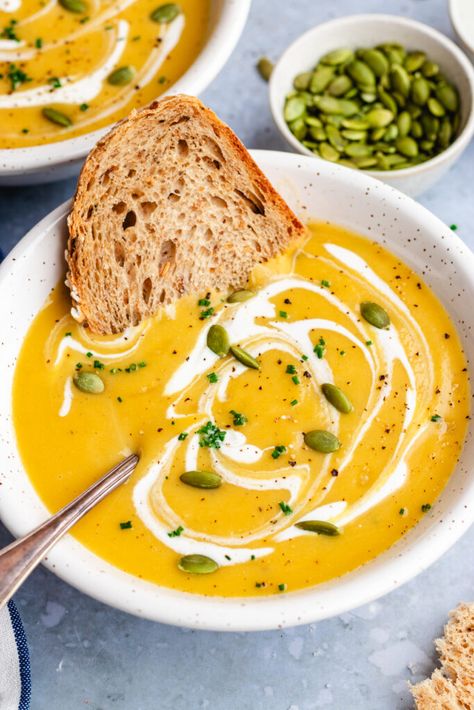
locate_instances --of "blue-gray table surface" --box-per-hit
[1,1,473,708]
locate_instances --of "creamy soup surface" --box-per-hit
[13,222,469,597]
[0,0,209,148]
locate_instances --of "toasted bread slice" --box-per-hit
[66,95,305,334]
[410,603,474,709]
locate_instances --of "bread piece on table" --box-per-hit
[410,602,474,709]
[66,95,305,334]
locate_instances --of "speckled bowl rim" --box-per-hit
[0,0,251,175]
[0,150,472,631]
[269,14,474,179]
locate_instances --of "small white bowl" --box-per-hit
[449,0,474,59]
[0,150,473,630]
[0,0,250,186]
[269,14,474,197]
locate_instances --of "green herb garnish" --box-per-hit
[230,409,247,426]
[199,307,214,320]
[79,102,89,111]
[286,364,296,374]
[321,279,331,288]
[119,520,132,529]
[431,414,442,422]
[167,525,184,538]
[207,372,218,383]
[48,76,62,88]
[279,500,292,515]
[279,310,288,318]
[7,64,31,91]
[421,503,432,513]
[198,297,210,307]
[291,375,300,385]
[271,445,287,459]
[197,421,226,449]
[314,336,326,359]
[1,19,19,42]
[178,432,188,441]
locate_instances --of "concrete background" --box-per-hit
[1,0,472,708]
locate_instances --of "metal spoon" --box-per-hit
[0,453,139,609]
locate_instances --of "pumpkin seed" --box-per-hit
[360,301,390,328]
[411,119,423,139]
[73,371,104,394]
[342,118,369,130]
[404,51,426,73]
[437,119,452,148]
[353,155,378,168]
[59,0,86,12]
[321,383,353,413]
[366,108,394,128]
[293,71,312,91]
[326,124,347,151]
[397,110,411,137]
[289,117,306,140]
[42,107,72,127]
[256,57,273,82]
[150,2,180,23]
[361,48,388,77]
[411,77,430,106]
[107,66,135,86]
[383,124,398,141]
[229,345,259,369]
[178,554,218,574]
[436,84,458,112]
[304,430,341,453]
[427,97,445,117]
[344,142,373,157]
[421,60,439,78]
[309,125,326,141]
[320,47,354,66]
[296,520,341,536]
[284,96,305,122]
[227,289,255,303]
[327,74,352,97]
[319,142,340,161]
[309,66,334,94]
[346,60,375,87]
[180,470,222,489]
[341,129,367,141]
[421,114,439,141]
[390,65,410,97]
[378,88,398,114]
[207,324,229,357]
[370,127,386,143]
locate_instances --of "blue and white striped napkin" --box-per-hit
[0,602,31,710]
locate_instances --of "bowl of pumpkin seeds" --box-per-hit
[269,14,474,196]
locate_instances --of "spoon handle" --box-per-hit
[0,453,139,609]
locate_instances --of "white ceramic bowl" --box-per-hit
[269,14,474,198]
[0,0,250,187]
[0,150,473,631]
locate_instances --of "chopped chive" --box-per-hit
[339,350,346,356]
[75,362,83,370]
[271,445,287,459]
[290,399,298,406]
[119,520,132,529]
[48,76,61,88]
[321,279,331,288]
[197,421,226,449]
[199,307,214,320]
[167,525,184,538]
[79,102,89,111]
[399,507,407,516]
[230,409,247,426]
[86,351,93,358]
[291,375,300,385]
[207,372,218,383]
[365,340,373,346]
[178,432,188,441]
[117,396,123,403]
[35,37,43,48]
[279,310,288,318]
[93,359,105,369]
[198,297,211,306]
[278,583,287,592]
[431,414,442,422]
[279,500,292,515]
[64,331,72,337]
[158,75,167,84]
[250,554,256,560]
[301,354,308,361]
[286,364,296,374]
[314,337,326,359]
[421,503,432,513]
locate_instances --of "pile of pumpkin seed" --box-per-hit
[283,44,460,171]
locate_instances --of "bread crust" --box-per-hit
[410,603,474,710]
[66,95,305,334]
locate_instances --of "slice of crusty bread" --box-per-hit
[410,602,474,709]
[66,95,305,334]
